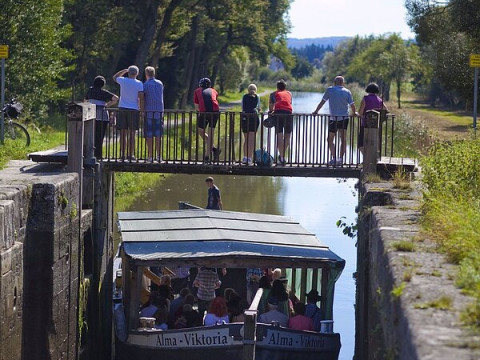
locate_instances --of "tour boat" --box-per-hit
[113,209,345,360]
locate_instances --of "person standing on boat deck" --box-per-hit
[241,83,261,164]
[246,268,263,305]
[312,75,357,166]
[193,267,221,316]
[84,75,119,159]
[143,66,164,162]
[205,176,223,210]
[113,65,144,161]
[171,267,191,294]
[258,296,289,327]
[268,79,293,166]
[194,77,221,163]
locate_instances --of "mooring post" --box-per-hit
[242,309,257,360]
[363,110,380,175]
[67,102,95,209]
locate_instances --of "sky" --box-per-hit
[288,0,415,39]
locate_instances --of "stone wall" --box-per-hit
[356,181,480,360]
[0,161,91,360]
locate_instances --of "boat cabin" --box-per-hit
[114,209,345,360]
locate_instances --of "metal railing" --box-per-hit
[97,109,395,168]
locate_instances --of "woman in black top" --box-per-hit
[241,83,260,164]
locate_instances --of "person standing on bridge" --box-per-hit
[268,79,293,166]
[113,65,144,161]
[143,66,164,163]
[194,78,221,163]
[84,75,119,159]
[312,75,357,166]
[205,176,222,210]
[241,83,261,164]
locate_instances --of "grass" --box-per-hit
[391,240,416,252]
[413,295,453,310]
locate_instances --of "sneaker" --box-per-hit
[157,157,163,163]
[212,147,222,162]
[336,158,343,166]
[247,157,252,165]
[276,157,285,166]
[128,155,136,162]
[328,158,336,166]
[242,156,249,164]
[147,157,153,163]
[204,155,210,164]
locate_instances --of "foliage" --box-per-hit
[406,0,480,108]
[336,216,358,239]
[391,240,415,252]
[0,0,73,117]
[421,138,480,329]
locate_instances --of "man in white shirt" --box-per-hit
[258,296,289,327]
[113,65,144,161]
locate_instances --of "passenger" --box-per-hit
[271,268,282,281]
[223,287,236,303]
[175,303,202,329]
[304,289,322,319]
[270,279,291,318]
[203,296,229,326]
[288,302,314,331]
[140,291,160,318]
[154,297,170,330]
[168,287,190,327]
[194,77,221,163]
[193,266,221,316]
[241,83,261,164]
[257,275,272,315]
[268,79,293,166]
[227,292,245,323]
[246,268,263,305]
[157,276,174,301]
[171,267,191,294]
[258,296,288,327]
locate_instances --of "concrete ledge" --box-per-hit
[357,181,480,359]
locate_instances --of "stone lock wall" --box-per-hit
[0,161,91,360]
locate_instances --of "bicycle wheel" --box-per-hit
[5,122,31,146]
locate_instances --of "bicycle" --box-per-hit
[2,98,30,146]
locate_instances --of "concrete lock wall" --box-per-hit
[356,181,480,360]
[0,161,93,360]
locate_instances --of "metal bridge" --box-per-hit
[29,104,405,180]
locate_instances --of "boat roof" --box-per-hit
[117,209,345,269]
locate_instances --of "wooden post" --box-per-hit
[67,102,96,209]
[363,110,380,175]
[242,310,257,360]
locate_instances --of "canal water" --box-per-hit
[125,92,358,360]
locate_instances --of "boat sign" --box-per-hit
[0,45,8,59]
[470,54,480,67]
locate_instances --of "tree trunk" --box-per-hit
[396,79,401,109]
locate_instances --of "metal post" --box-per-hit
[474,67,478,137]
[1,58,5,144]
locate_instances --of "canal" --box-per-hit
[124,92,359,360]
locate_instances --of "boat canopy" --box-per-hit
[117,209,345,271]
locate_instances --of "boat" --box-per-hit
[113,209,345,360]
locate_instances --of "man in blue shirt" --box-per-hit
[312,76,357,166]
[205,176,222,210]
[143,66,164,162]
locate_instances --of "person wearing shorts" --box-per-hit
[113,65,144,161]
[241,83,260,164]
[312,75,357,166]
[143,66,164,162]
[194,77,221,163]
[269,79,293,166]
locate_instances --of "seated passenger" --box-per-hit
[204,296,229,326]
[154,298,170,330]
[169,287,191,327]
[175,303,202,328]
[227,292,245,322]
[305,289,322,319]
[140,291,160,317]
[288,302,314,331]
[258,296,288,327]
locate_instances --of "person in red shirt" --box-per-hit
[194,77,221,163]
[268,79,293,166]
[288,302,314,331]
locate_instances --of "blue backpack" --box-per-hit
[254,149,274,167]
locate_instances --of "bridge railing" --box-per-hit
[98,109,395,167]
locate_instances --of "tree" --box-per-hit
[291,56,314,79]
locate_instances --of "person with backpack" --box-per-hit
[268,79,293,166]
